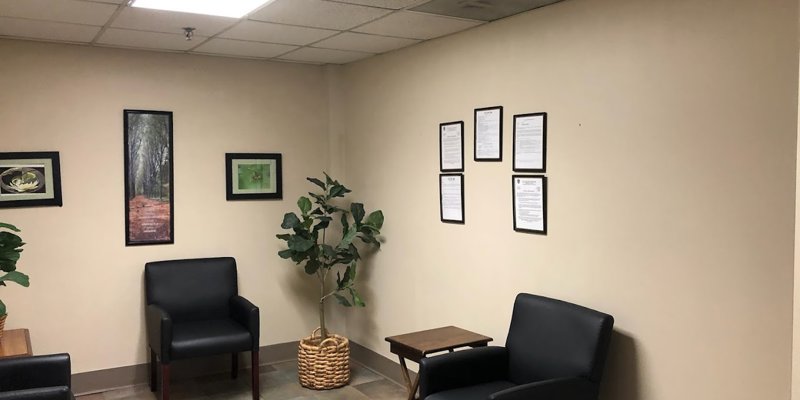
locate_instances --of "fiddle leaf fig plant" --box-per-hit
[0,223,30,317]
[277,173,384,340]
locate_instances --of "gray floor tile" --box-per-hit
[82,361,405,400]
[353,379,408,400]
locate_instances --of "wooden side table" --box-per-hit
[0,329,32,359]
[386,326,492,400]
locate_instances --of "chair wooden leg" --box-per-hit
[149,350,157,392]
[232,352,239,379]
[161,364,170,400]
[251,350,260,400]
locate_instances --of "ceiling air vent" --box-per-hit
[411,0,564,22]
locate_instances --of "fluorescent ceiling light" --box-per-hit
[130,0,274,18]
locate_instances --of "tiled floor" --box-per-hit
[77,361,408,400]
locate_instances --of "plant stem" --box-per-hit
[319,270,327,340]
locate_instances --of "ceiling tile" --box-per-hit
[249,0,391,30]
[111,7,236,37]
[314,32,419,53]
[0,17,100,42]
[327,0,428,9]
[220,21,336,46]
[279,47,372,64]
[411,0,563,22]
[193,38,297,58]
[0,0,117,26]
[354,11,482,39]
[97,28,204,51]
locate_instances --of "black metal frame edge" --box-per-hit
[439,173,465,224]
[0,151,62,208]
[512,174,547,235]
[225,153,283,201]
[123,109,175,246]
[512,112,547,173]
[474,105,503,162]
[439,121,464,172]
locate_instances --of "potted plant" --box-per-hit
[277,173,384,390]
[0,223,30,338]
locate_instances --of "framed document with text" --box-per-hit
[440,174,464,224]
[474,106,503,161]
[440,121,464,172]
[513,112,546,172]
[512,175,546,234]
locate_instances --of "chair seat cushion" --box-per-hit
[426,381,516,400]
[170,319,252,360]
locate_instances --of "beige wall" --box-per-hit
[0,39,330,373]
[337,0,798,399]
[0,0,798,397]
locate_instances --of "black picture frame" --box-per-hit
[0,152,62,208]
[124,109,174,246]
[513,112,547,172]
[225,153,283,201]
[439,121,464,172]
[439,173,465,224]
[512,175,547,235]
[474,105,503,161]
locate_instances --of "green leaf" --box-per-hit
[281,213,301,229]
[349,288,366,307]
[351,203,365,225]
[0,299,5,317]
[348,263,357,282]
[276,234,291,241]
[288,236,315,252]
[324,172,334,186]
[365,210,384,230]
[0,271,29,287]
[278,249,294,259]
[297,197,312,215]
[329,184,346,198]
[313,220,330,232]
[0,231,23,248]
[304,260,321,275]
[320,244,337,259]
[340,212,350,233]
[334,293,352,307]
[0,223,20,232]
[339,226,358,248]
[307,177,326,190]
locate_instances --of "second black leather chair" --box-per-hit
[145,257,260,400]
[418,293,614,400]
[0,353,73,400]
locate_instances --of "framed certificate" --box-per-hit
[512,175,546,234]
[474,106,503,161]
[440,121,464,172]
[440,174,464,224]
[513,113,546,172]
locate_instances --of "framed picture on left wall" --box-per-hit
[0,152,62,208]
[124,109,174,246]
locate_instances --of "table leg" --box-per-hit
[398,356,421,400]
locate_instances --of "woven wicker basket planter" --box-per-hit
[297,329,350,390]
[0,315,5,340]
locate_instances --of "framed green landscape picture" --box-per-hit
[225,153,282,200]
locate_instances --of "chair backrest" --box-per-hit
[145,257,238,322]
[505,293,614,385]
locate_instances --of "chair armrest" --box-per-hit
[489,377,597,400]
[146,304,173,363]
[419,346,508,398]
[0,388,72,400]
[230,296,259,350]
[0,354,71,391]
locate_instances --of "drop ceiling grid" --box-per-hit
[0,0,494,64]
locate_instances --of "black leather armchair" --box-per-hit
[0,354,73,400]
[419,293,614,400]
[145,257,260,400]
